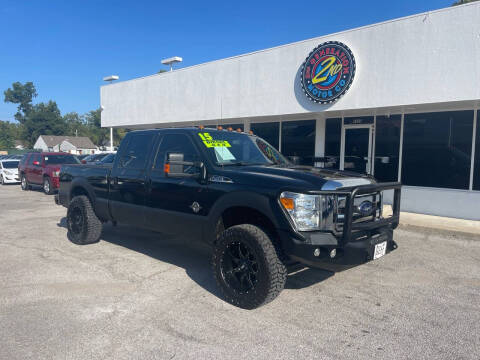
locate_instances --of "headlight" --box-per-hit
[280,192,334,231]
[53,170,60,177]
[4,170,12,175]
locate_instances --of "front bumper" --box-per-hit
[2,174,20,183]
[279,182,401,271]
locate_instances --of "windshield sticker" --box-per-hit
[256,139,279,163]
[214,146,236,162]
[198,132,231,148]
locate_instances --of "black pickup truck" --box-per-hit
[56,127,401,309]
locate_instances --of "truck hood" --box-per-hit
[218,165,375,191]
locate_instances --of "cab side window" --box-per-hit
[118,133,155,169]
[27,154,38,166]
[154,134,200,174]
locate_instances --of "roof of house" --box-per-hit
[39,135,96,149]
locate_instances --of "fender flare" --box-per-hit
[69,177,96,207]
[204,191,290,244]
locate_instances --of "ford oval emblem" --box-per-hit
[358,201,373,216]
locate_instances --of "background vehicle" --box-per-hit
[81,153,111,164]
[0,159,20,184]
[95,152,116,165]
[19,152,80,194]
[57,128,401,309]
[76,154,90,162]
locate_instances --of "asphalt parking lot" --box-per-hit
[0,184,479,360]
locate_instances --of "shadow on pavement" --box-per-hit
[57,218,334,299]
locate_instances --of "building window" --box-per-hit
[474,111,480,190]
[325,118,341,169]
[281,120,315,165]
[374,115,401,182]
[250,122,279,149]
[402,111,474,190]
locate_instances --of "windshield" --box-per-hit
[44,155,80,165]
[195,130,290,166]
[2,161,19,169]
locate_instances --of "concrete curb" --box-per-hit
[384,206,480,238]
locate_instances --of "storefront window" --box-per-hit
[374,115,401,182]
[474,111,480,190]
[402,111,474,190]
[250,122,279,149]
[325,118,341,169]
[281,120,315,165]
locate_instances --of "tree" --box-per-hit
[23,101,66,147]
[63,111,89,137]
[4,82,37,123]
[83,108,128,147]
[0,121,15,149]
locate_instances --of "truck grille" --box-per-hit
[334,192,382,232]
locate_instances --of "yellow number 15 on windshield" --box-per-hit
[198,132,213,141]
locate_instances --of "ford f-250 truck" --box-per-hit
[56,127,401,309]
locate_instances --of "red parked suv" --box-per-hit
[18,152,80,194]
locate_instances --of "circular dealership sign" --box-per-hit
[300,41,356,104]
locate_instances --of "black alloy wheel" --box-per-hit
[68,206,84,236]
[212,224,287,309]
[66,195,102,245]
[221,241,259,293]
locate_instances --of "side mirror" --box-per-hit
[165,153,205,181]
[33,161,40,166]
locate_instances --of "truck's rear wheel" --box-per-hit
[67,195,102,245]
[212,224,287,309]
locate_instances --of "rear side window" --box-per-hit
[27,154,39,165]
[44,155,79,165]
[19,154,28,166]
[118,133,155,169]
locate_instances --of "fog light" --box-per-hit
[313,248,321,257]
[329,249,337,258]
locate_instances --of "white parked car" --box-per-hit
[0,159,20,184]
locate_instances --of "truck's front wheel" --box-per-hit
[212,224,287,309]
[67,195,102,245]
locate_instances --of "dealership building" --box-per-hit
[100,2,480,220]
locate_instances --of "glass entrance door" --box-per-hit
[341,125,373,174]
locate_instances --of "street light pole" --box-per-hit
[103,75,119,152]
[161,56,183,72]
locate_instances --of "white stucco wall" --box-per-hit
[383,187,480,221]
[101,3,480,128]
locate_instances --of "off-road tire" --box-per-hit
[21,174,30,190]
[43,176,54,195]
[212,224,287,309]
[67,195,102,245]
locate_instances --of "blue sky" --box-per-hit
[0,0,453,121]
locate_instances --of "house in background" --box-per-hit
[56,138,97,155]
[33,135,97,154]
[14,140,25,150]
